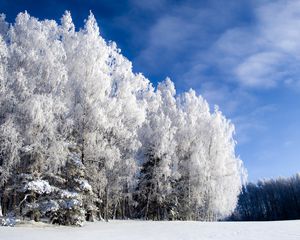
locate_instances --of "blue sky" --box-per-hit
[1,0,300,181]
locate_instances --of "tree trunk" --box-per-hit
[0,195,2,217]
[122,198,125,219]
[81,135,85,165]
[105,186,109,222]
[188,176,191,220]
[113,200,119,219]
[97,192,103,220]
[2,191,7,216]
[13,190,17,214]
[145,188,152,220]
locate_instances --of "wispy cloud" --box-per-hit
[214,0,300,89]
[234,52,283,88]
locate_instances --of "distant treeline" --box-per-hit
[230,174,300,221]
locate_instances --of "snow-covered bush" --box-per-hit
[24,180,53,195]
[0,216,17,226]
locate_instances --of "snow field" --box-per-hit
[0,220,300,240]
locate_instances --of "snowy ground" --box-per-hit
[1,220,300,240]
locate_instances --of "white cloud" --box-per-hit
[234,52,282,87]
[215,0,300,88]
[257,1,300,54]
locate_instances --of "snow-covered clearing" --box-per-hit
[1,220,300,240]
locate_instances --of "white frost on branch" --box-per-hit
[24,180,53,195]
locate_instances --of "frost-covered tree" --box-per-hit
[136,79,178,220]
[173,90,212,220]
[173,90,245,220]
[204,109,244,220]
[5,12,68,174]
